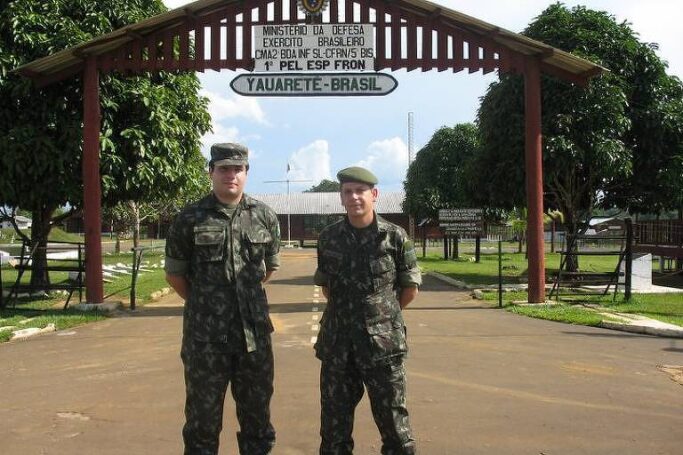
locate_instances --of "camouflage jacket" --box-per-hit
[313,214,421,366]
[165,193,281,353]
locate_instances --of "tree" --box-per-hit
[403,123,480,220]
[0,0,211,288]
[107,152,210,251]
[305,179,340,192]
[475,3,683,269]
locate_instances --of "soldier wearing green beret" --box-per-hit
[314,166,421,454]
[165,143,281,455]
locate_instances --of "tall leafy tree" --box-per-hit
[475,3,683,267]
[305,179,340,193]
[403,123,480,220]
[0,0,211,287]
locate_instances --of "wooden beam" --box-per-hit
[82,57,104,304]
[524,57,546,303]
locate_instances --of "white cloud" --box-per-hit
[288,140,333,188]
[199,124,240,159]
[355,137,409,187]
[201,89,268,125]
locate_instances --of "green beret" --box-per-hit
[336,166,378,185]
[210,143,249,166]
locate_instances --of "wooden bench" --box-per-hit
[3,241,85,309]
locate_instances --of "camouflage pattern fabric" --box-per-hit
[314,214,421,455]
[182,339,275,455]
[165,192,280,455]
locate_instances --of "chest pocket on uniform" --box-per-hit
[194,225,225,262]
[246,229,271,263]
[321,249,343,275]
[370,254,395,290]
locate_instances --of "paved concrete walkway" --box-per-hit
[2,250,682,454]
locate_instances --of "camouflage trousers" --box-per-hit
[319,353,416,455]
[181,339,275,455]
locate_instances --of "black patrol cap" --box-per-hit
[210,143,249,166]
[336,166,378,186]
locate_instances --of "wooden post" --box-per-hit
[625,218,633,300]
[82,57,104,303]
[524,57,546,303]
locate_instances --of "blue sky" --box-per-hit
[162,0,683,194]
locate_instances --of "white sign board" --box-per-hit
[253,24,374,72]
[231,73,397,97]
[439,208,484,235]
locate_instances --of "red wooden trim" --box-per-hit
[243,9,253,69]
[289,0,298,23]
[540,62,588,86]
[210,14,221,71]
[179,22,191,70]
[360,0,369,23]
[390,5,401,70]
[451,30,463,72]
[345,0,354,23]
[99,52,113,73]
[226,13,237,70]
[406,13,418,71]
[194,20,205,72]
[374,0,386,69]
[329,0,339,23]
[119,42,132,71]
[436,26,448,72]
[274,0,283,23]
[129,40,141,71]
[466,35,480,73]
[421,17,433,71]
[482,46,497,74]
[147,34,158,70]
[163,29,174,70]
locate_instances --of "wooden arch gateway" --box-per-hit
[16,0,604,304]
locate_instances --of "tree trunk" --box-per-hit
[564,216,580,273]
[29,206,55,290]
[130,201,141,248]
[115,233,121,254]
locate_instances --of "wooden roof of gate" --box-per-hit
[15,0,605,87]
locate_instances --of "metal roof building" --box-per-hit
[250,192,405,215]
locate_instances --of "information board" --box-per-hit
[253,24,374,72]
[438,208,483,235]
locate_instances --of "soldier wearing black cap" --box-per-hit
[165,143,281,455]
[314,166,422,454]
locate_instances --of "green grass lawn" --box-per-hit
[418,251,624,286]
[1,251,168,343]
[420,252,683,328]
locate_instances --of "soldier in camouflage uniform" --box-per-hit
[314,166,422,455]
[165,143,281,455]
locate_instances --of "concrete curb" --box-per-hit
[598,321,683,338]
[425,271,473,290]
[426,272,683,339]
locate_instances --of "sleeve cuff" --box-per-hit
[314,269,329,286]
[164,257,189,275]
[398,269,422,287]
[265,253,281,271]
